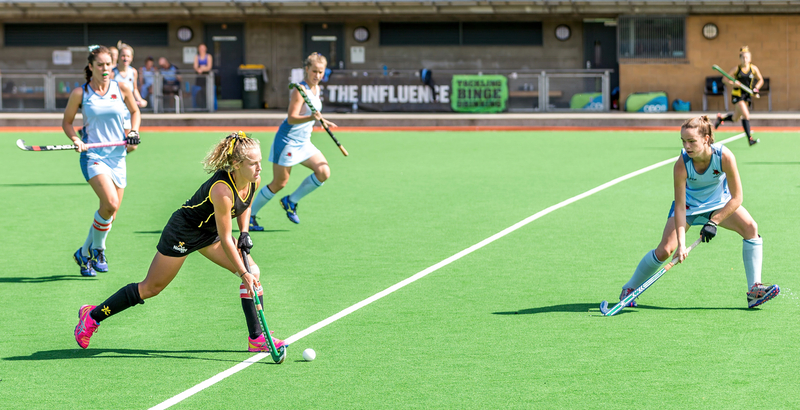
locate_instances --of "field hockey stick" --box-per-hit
[16,139,127,152]
[600,236,703,317]
[711,65,759,98]
[241,248,287,364]
[289,83,349,157]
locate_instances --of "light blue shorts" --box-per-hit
[269,137,320,167]
[668,202,714,226]
[80,154,127,188]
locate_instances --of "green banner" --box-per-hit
[451,75,508,113]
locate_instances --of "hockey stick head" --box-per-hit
[16,139,27,150]
[599,300,610,315]
[274,345,287,364]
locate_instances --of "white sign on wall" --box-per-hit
[183,46,198,64]
[350,46,365,64]
[53,50,72,65]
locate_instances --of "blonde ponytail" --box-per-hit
[202,131,260,173]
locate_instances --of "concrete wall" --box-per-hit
[620,15,800,112]
[245,21,303,109]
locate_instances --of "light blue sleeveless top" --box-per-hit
[112,67,135,89]
[81,80,127,158]
[681,143,731,215]
[275,81,322,143]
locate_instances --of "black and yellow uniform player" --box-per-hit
[715,46,763,146]
[74,132,286,352]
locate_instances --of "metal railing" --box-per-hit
[1,70,215,113]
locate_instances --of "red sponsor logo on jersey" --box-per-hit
[111,94,117,100]
[93,162,99,165]
[686,205,690,210]
[286,152,292,157]
[713,169,721,177]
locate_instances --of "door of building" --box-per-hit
[583,22,619,93]
[304,24,345,70]
[205,23,245,101]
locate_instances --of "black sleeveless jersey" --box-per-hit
[177,170,255,233]
[734,65,755,92]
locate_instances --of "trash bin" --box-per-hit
[238,64,268,109]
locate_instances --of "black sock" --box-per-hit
[722,113,734,122]
[241,295,264,339]
[90,283,144,323]
[742,119,752,139]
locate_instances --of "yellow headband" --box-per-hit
[227,138,237,156]
[227,131,247,156]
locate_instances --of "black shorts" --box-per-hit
[156,212,220,257]
[732,92,752,106]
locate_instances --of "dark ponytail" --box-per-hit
[84,45,110,91]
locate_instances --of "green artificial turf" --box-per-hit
[0,130,798,409]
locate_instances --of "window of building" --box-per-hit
[4,23,168,47]
[4,24,84,47]
[462,22,542,46]
[618,16,686,61]
[380,22,543,46]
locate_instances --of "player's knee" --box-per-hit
[654,247,672,263]
[139,282,165,299]
[101,199,121,215]
[316,166,330,182]
[270,180,287,192]
[744,220,758,238]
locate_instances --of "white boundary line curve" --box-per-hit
[150,132,746,410]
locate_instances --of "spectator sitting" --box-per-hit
[192,44,213,108]
[158,57,182,109]
[139,56,156,104]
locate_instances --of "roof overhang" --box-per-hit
[1,0,798,20]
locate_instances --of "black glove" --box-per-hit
[238,232,253,254]
[700,220,717,243]
[126,130,140,145]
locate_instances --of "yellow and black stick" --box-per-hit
[289,83,349,157]
[712,65,760,99]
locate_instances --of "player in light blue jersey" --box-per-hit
[618,116,779,309]
[249,52,337,229]
[62,45,141,277]
[111,41,147,136]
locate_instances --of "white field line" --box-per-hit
[149,132,746,410]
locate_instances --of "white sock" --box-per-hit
[90,211,113,251]
[289,173,323,203]
[743,236,763,288]
[251,186,275,216]
[623,249,665,289]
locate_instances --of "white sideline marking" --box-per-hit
[150,132,746,410]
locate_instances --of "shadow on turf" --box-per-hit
[134,230,289,234]
[4,348,280,364]
[494,303,750,315]
[0,183,86,187]
[0,275,93,283]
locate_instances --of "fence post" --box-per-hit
[153,72,162,114]
[0,74,3,110]
[538,71,546,112]
[206,71,215,112]
[602,71,610,112]
[45,72,56,111]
